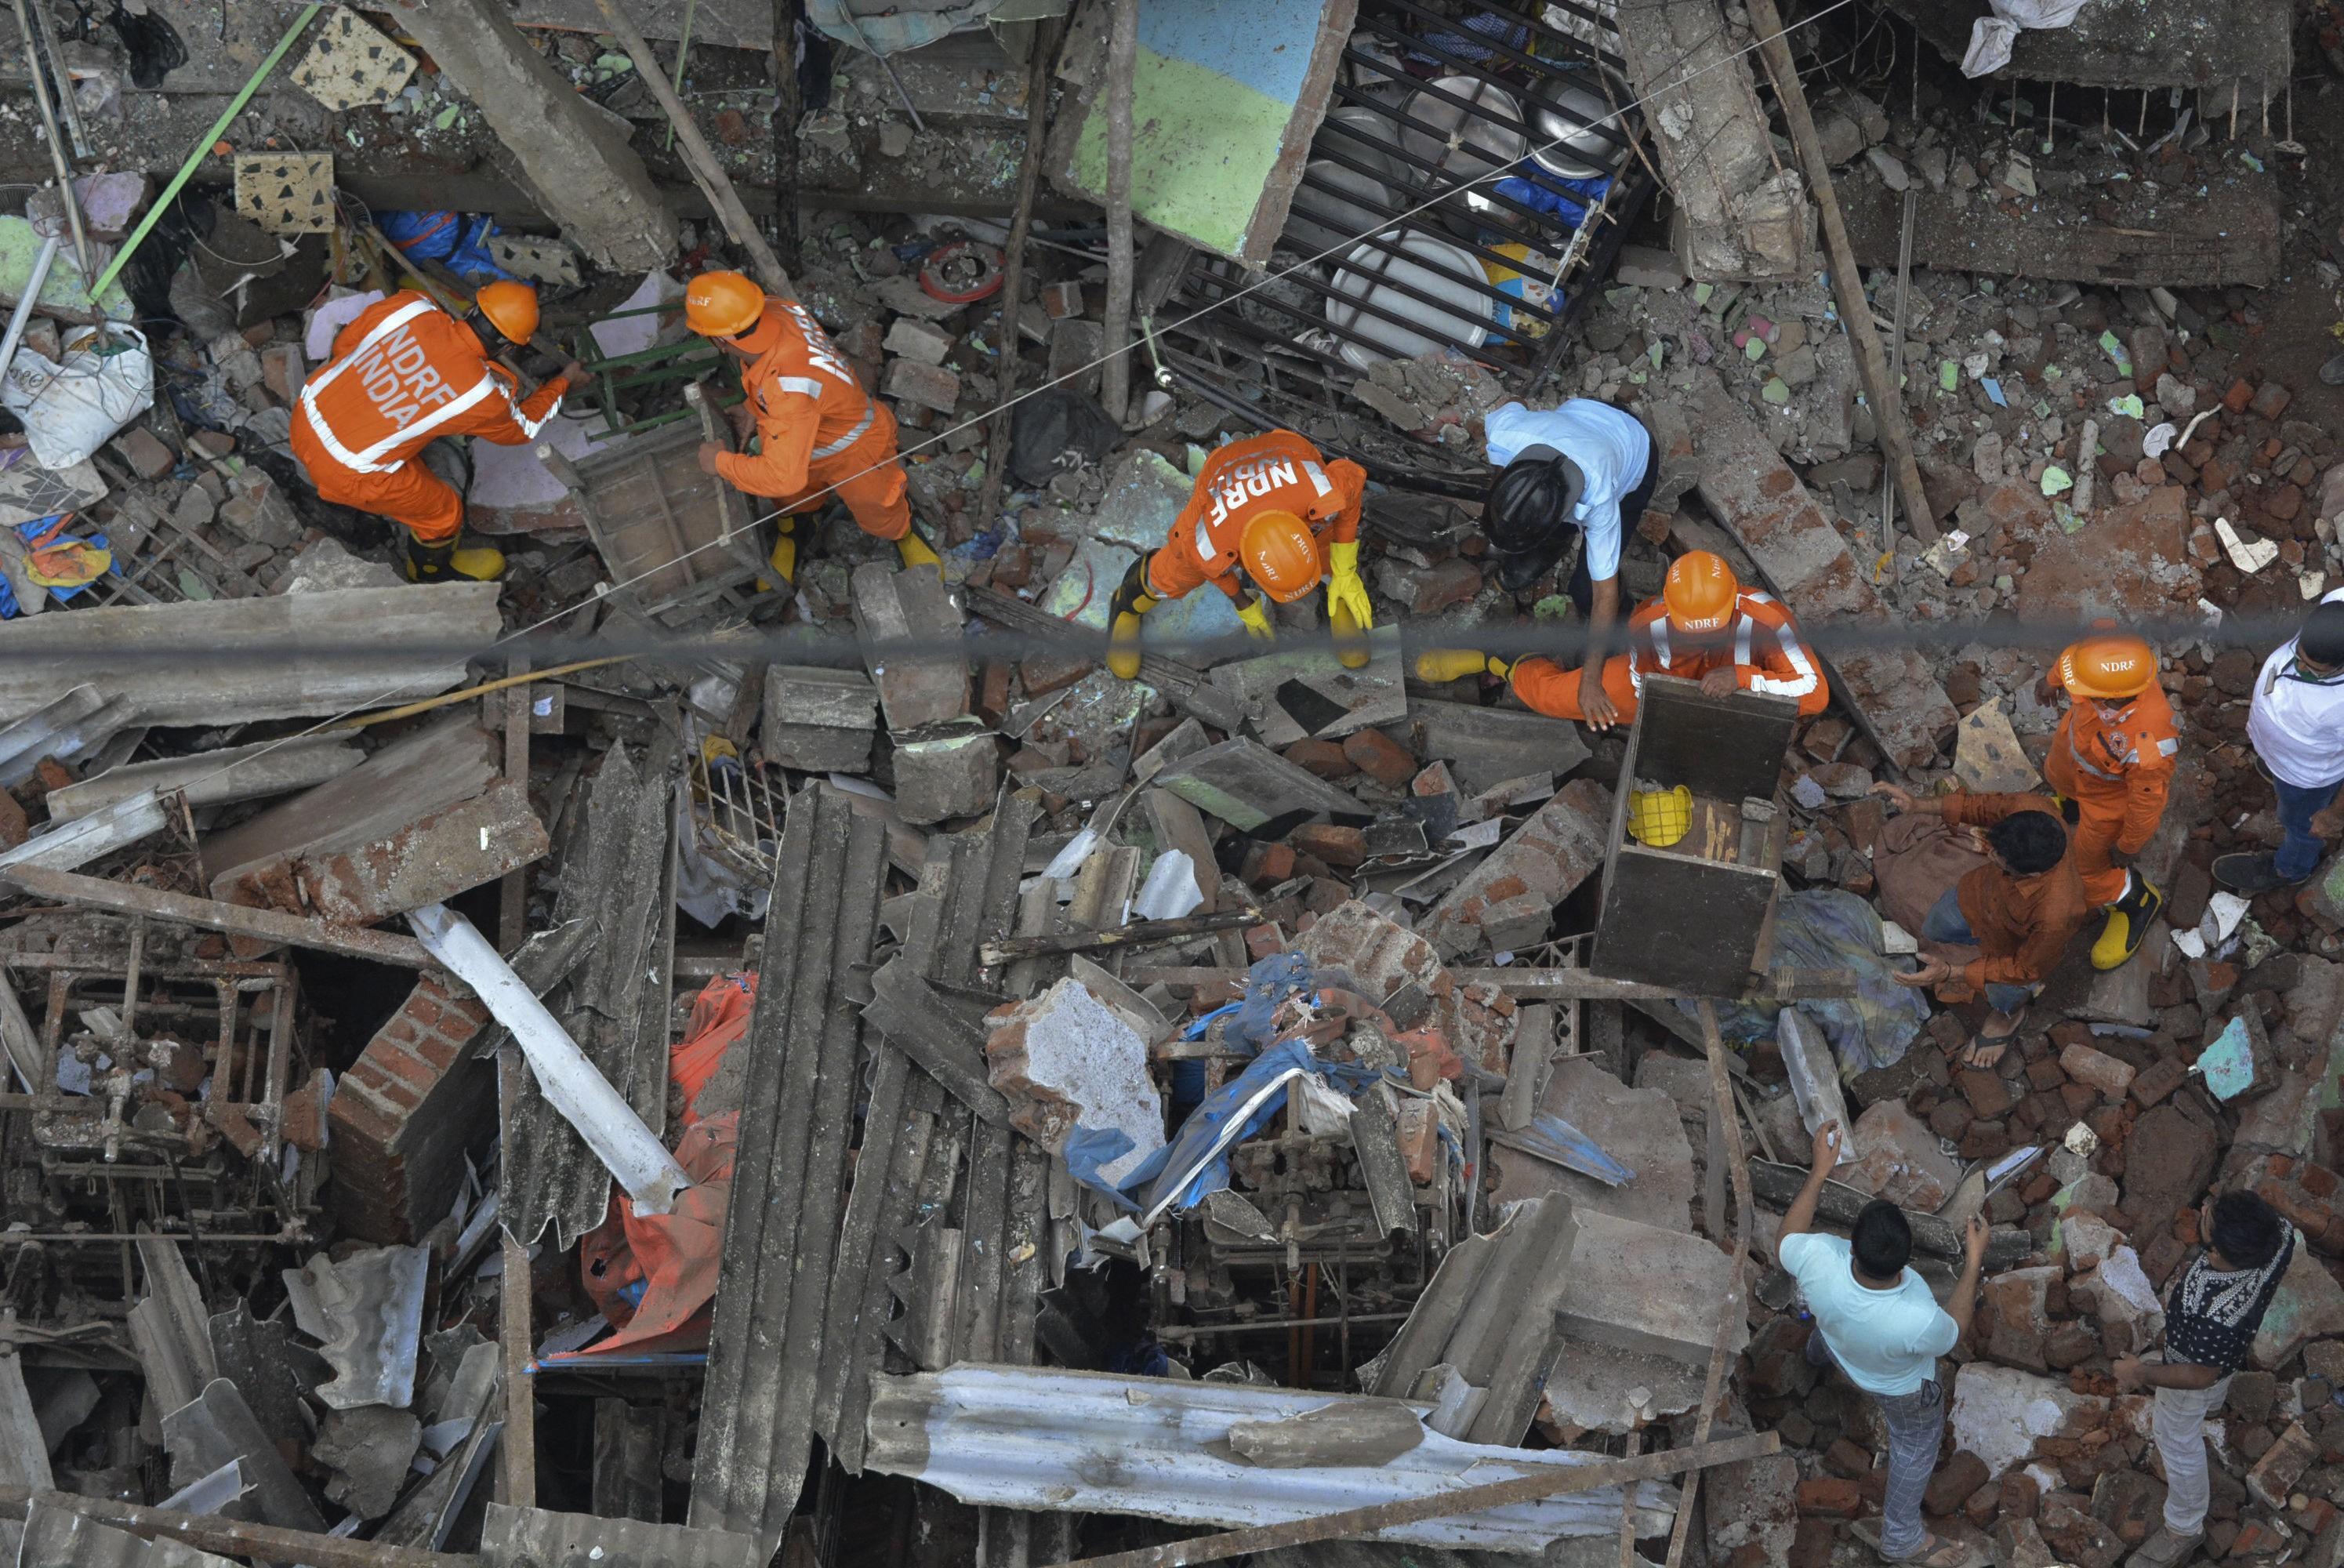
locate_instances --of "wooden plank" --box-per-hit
[0,866,433,967]
[496,1048,537,1508]
[0,1487,475,1568]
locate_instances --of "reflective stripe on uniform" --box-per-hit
[298,297,448,474]
[347,373,503,469]
[2157,737,2179,757]
[513,388,562,441]
[769,375,825,399]
[1301,459,1333,498]
[1744,612,1820,700]
[811,403,876,461]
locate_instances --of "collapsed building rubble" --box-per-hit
[0,1,2340,1566]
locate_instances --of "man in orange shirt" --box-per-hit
[1871,782,2088,1069]
[1106,430,1373,677]
[1416,550,1828,722]
[2040,631,2175,970]
[683,270,938,582]
[292,281,581,581]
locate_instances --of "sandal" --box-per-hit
[1955,1034,2011,1070]
[1853,1523,1978,1568]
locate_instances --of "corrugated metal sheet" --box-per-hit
[688,785,888,1542]
[863,1366,1680,1555]
[282,1245,427,1410]
[17,1500,235,1568]
[505,738,680,1250]
[481,1502,764,1568]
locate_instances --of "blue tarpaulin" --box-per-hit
[1687,889,1931,1078]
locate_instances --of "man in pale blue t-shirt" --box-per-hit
[1479,399,1657,731]
[1779,1120,1988,1568]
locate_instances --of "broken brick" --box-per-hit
[1341,727,1417,789]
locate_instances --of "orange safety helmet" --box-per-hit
[1239,510,1325,603]
[684,270,766,338]
[2059,632,2156,699]
[1662,550,1740,634]
[473,280,540,344]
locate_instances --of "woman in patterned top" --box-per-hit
[2112,1191,2295,1568]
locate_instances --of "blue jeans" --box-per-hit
[1922,887,2034,1015]
[2275,775,2342,881]
[1805,1328,1945,1558]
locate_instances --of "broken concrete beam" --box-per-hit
[882,318,955,367]
[984,977,1163,1186]
[891,724,1000,826]
[205,717,499,890]
[1838,174,2280,289]
[48,734,362,822]
[1410,699,1591,799]
[1154,737,1362,831]
[219,779,547,925]
[380,0,673,271]
[0,585,499,730]
[1689,382,1956,768]
[761,664,880,773]
[1613,0,1812,281]
[1558,1207,1750,1366]
[1420,779,1612,961]
[1747,1160,2031,1269]
[852,563,969,731]
[1878,0,2288,97]
[408,902,691,1216]
[0,864,434,967]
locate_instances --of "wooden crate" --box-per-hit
[539,388,767,622]
[1591,675,1798,996]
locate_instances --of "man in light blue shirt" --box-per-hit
[1779,1121,1987,1568]
[1479,398,1657,730]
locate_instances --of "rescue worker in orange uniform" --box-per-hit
[292,281,579,581]
[1105,429,1373,678]
[682,270,938,582]
[1416,550,1829,723]
[2041,630,2174,969]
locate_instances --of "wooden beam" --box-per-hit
[978,911,1259,965]
[0,865,434,968]
[0,1488,476,1568]
[498,653,531,954]
[976,20,1056,533]
[1664,1002,1758,1568]
[589,0,793,296]
[1058,1431,1781,1568]
[1121,964,1858,1003]
[495,1047,538,1508]
[1743,0,1935,544]
[1098,0,1138,423]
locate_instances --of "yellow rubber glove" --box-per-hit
[1330,601,1370,671]
[1325,541,1373,631]
[1235,594,1276,643]
[896,529,942,574]
[1415,648,1493,683]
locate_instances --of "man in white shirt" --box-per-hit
[2222,593,2344,895]
[1477,398,1657,731]
[1779,1120,1988,1567]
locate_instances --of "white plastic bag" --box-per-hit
[2,324,154,469]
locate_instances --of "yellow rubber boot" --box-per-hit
[761,517,797,590]
[1109,609,1148,680]
[896,529,942,574]
[2090,876,2161,971]
[407,539,506,582]
[1331,601,1370,670]
[1416,648,1493,684]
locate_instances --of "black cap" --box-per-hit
[2302,601,2344,667]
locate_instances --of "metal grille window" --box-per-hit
[1157,0,1655,443]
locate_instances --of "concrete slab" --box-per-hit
[1206,632,1408,748]
[2254,1245,2344,1370]
[1491,1055,1695,1232]
[893,726,1000,826]
[220,779,550,924]
[1537,1335,1709,1436]
[1558,1207,1748,1367]
[763,665,880,774]
[1410,699,1592,799]
[1093,448,1192,551]
[1155,737,1362,830]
